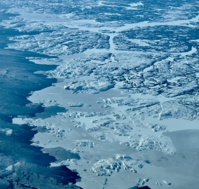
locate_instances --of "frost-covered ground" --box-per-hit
[1,0,199,188]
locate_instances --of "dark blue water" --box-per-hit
[130,186,151,189]
[0,9,80,189]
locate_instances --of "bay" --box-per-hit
[0,8,80,189]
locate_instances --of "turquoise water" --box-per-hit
[0,9,80,189]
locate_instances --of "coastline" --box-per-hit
[1,0,199,188]
[0,7,80,189]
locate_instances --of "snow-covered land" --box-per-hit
[1,0,199,188]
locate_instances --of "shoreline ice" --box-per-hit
[2,0,199,188]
